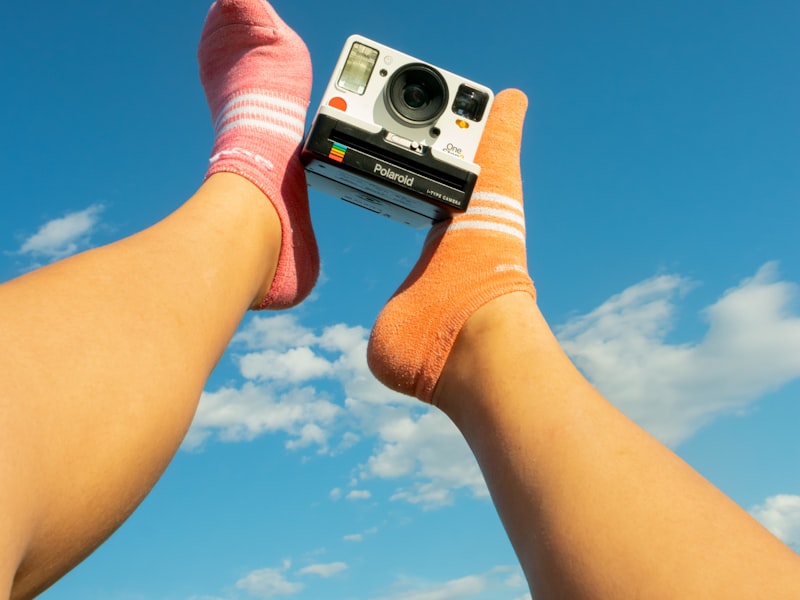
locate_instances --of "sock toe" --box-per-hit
[203,0,283,31]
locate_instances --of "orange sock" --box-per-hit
[367,89,536,403]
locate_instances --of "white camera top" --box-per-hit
[324,35,493,164]
[303,35,495,228]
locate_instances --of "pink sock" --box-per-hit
[198,0,319,309]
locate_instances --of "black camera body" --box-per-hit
[302,35,494,228]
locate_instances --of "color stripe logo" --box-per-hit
[329,142,347,163]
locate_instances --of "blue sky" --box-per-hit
[3,0,799,598]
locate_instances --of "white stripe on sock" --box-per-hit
[448,220,527,243]
[215,93,306,127]
[495,264,528,274]
[470,192,522,212]
[216,107,306,139]
[216,118,305,144]
[217,103,306,126]
[465,206,526,229]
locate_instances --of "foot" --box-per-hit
[367,90,536,403]
[198,0,319,309]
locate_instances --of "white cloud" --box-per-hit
[297,562,348,578]
[232,314,319,351]
[750,494,800,550]
[19,204,103,260]
[374,566,526,600]
[503,572,527,589]
[184,383,341,451]
[343,526,378,542]
[218,560,349,599]
[191,313,482,509]
[190,263,800,510]
[375,575,487,600]
[284,423,328,451]
[362,409,486,509]
[239,347,333,383]
[324,328,484,508]
[335,431,361,453]
[346,489,372,501]
[227,563,525,600]
[558,262,800,446]
[236,561,303,598]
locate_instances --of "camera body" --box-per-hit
[302,35,494,228]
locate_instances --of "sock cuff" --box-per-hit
[206,137,305,208]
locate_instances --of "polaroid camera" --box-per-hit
[302,35,494,228]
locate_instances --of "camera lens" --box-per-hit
[403,83,428,109]
[386,64,448,125]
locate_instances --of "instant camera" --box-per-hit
[302,35,494,228]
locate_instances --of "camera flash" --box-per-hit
[456,119,470,129]
[337,41,379,95]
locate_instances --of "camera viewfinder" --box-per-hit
[452,85,490,122]
[338,42,379,95]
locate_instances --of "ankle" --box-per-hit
[366,89,532,402]
[195,173,282,308]
[432,292,540,416]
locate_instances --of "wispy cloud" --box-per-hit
[217,562,525,600]
[187,314,482,508]
[239,347,333,383]
[188,263,800,508]
[183,383,342,451]
[235,561,303,599]
[558,262,800,446]
[363,408,486,508]
[346,489,372,501]
[342,526,378,543]
[232,560,349,599]
[373,566,526,600]
[18,204,104,261]
[296,562,348,578]
[374,575,487,600]
[229,563,526,600]
[750,494,800,551]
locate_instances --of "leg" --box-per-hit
[1,174,279,598]
[437,292,800,598]
[368,90,800,598]
[0,1,317,596]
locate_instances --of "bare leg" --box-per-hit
[367,87,800,598]
[0,174,281,598]
[436,291,800,599]
[1,0,317,595]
